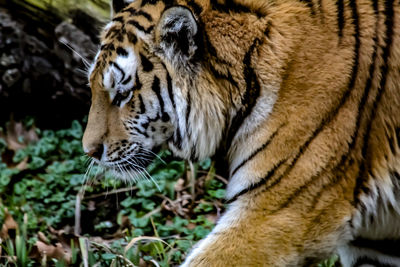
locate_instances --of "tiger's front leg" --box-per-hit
[182,194,354,266]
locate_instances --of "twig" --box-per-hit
[142,206,162,219]
[83,187,138,200]
[197,170,229,184]
[74,191,83,236]
[188,161,196,201]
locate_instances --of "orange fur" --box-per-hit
[83,0,400,265]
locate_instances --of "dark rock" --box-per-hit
[2,69,21,87]
[0,54,19,67]
[0,6,104,128]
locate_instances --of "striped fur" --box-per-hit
[82,0,400,265]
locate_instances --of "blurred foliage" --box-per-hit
[8,0,110,20]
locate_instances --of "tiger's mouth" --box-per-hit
[103,145,161,178]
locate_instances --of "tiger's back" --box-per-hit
[82,0,400,265]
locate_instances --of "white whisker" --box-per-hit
[59,39,91,68]
[140,147,166,164]
[122,156,161,192]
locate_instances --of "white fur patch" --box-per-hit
[102,48,138,104]
[340,165,400,266]
[225,85,278,199]
[182,201,244,266]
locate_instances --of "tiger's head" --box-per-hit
[82,0,231,179]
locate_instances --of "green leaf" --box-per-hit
[29,156,46,169]
[13,149,28,163]
[207,189,226,199]
[101,253,117,260]
[199,158,211,170]
[0,169,18,186]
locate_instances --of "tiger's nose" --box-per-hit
[85,144,104,160]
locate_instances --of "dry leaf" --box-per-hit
[36,240,71,264]
[0,119,38,152]
[38,232,49,244]
[0,209,18,239]
[174,178,185,192]
[15,157,29,171]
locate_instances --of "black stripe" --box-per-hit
[101,43,116,51]
[122,75,132,85]
[113,0,127,13]
[116,47,129,57]
[228,0,360,203]
[165,72,183,149]
[204,32,232,66]
[123,7,137,14]
[208,64,239,88]
[393,171,400,181]
[112,16,124,23]
[186,0,203,15]
[151,76,169,122]
[185,87,192,134]
[112,92,123,106]
[127,31,138,44]
[352,237,400,260]
[152,76,163,113]
[224,26,270,157]
[226,159,286,203]
[210,0,264,18]
[387,130,396,154]
[138,94,146,114]
[318,0,324,23]
[231,124,284,177]
[105,27,120,40]
[123,7,153,21]
[127,20,154,33]
[133,126,149,138]
[336,0,344,39]
[354,0,394,205]
[397,127,400,148]
[140,53,154,72]
[185,85,193,158]
[135,10,153,21]
[140,0,159,7]
[166,72,175,108]
[348,0,360,88]
[133,73,142,90]
[110,61,126,82]
[117,32,124,42]
[300,0,315,15]
[354,256,396,267]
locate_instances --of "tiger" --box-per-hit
[82,0,400,265]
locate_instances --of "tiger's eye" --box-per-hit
[112,90,132,106]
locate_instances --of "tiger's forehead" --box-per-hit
[89,0,167,91]
[102,0,166,43]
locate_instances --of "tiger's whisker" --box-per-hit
[59,39,91,68]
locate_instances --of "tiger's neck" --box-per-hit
[166,1,310,176]
[192,2,307,172]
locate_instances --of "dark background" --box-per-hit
[0,0,110,128]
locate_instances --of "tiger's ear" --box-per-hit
[155,6,200,70]
[111,0,134,15]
